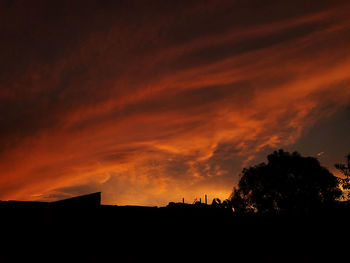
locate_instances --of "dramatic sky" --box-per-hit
[1,0,350,206]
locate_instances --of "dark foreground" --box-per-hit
[1,194,349,261]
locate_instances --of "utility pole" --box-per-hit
[205,194,207,205]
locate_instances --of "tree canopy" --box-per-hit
[335,153,350,199]
[230,149,342,214]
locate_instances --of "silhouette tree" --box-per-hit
[230,149,342,215]
[221,199,232,209]
[211,198,221,207]
[335,153,350,199]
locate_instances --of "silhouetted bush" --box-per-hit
[230,149,342,215]
[335,153,350,199]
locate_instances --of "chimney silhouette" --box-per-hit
[205,194,207,205]
[182,197,184,204]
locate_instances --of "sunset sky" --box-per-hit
[1,0,350,206]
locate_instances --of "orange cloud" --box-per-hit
[1,0,350,205]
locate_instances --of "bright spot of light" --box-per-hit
[317,151,325,157]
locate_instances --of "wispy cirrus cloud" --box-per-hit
[1,0,350,205]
